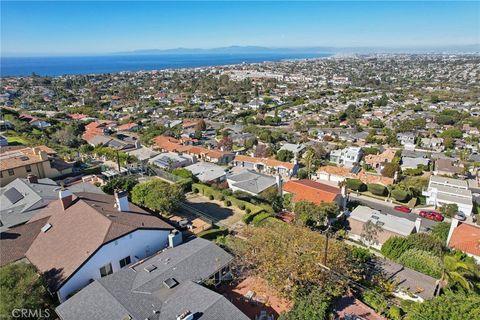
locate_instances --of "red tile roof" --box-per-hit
[448,223,480,257]
[234,155,295,170]
[283,179,341,204]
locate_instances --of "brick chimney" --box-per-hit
[27,174,38,184]
[59,189,73,210]
[114,189,129,212]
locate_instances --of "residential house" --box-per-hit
[0,146,72,187]
[55,238,248,320]
[185,162,226,183]
[329,147,363,168]
[19,114,51,129]
[279,143,306,158]
[315,165,394,186]
[423,176,473,216]
[347,206,421,249]
[0,190,176,302]
[397,133,416,150]
[232,155,298,177]
[283,179,346,209]
[400,156,430,170]
[116,122,140,132]
[227,170,278,196]
[447,220,480,263]
[434,159,463,176]
[0,176,102,231]
[421,137,444,151]
[148,152,195,170]
[364,149,396,171]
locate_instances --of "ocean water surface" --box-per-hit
[1,53,331,77]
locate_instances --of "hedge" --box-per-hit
[192,183,265,215]
[397,249,443,278]
[251,212,272,226]
[198,227,228,240]
[367,183,387,196]
[391,189,410,202]
[346,179,366,192]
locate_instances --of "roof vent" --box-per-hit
[144,264,157,273]
[41,223,52,233]
[163,278,178,289]
[20,156,29,161]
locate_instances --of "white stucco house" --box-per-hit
[329,147,363,168]
[422,176,473,216]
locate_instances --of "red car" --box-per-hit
[394,206,411,213]
[419,210,444,221]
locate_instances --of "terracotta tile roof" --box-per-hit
[283,179,340,204]
[0,217,50,266]
[317,165,393,186]
[26,192,173,291]
[448,223,480,257]
[0,147,51,171]
[234,155,295,170]
[365,149,396,166]
[153,135,188,152]
[116,122,138,131]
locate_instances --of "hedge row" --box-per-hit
[192,183,265,215]
[251,212,272,226]
[198,227,228,240]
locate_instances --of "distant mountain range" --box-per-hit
[116,44,479,55]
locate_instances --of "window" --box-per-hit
[25,165,32,173]
[99,263,113,277]
[8,169,14,176]
[119,256,131,268]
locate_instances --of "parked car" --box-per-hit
[419,210,444,221]
[394,205,411,213]
[454,212,466,221]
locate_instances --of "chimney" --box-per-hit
[59,189,73,210]
[168,230,183,248]
[276,174,283,195]
[27,174,38,184]
[414,217,422,233]
[114,189,129,212]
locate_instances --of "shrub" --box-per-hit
[239,204,246,210]
[381,236,412,260]
[397,249,443,278]
[367,183,387,196]
[224,200,232,207]
[388,306,402,320]
[245,208,251,214]
[297,168,309,179]
[218,195,225,201]
[193,188,199,193]
[346,179,366,192]
[242,211,257,224]
[407,233,443,257]
[391,189,410,202]
[362,290,388,314]
[209,195,214,200]
[431,222,450,244]
[252,212,272,226]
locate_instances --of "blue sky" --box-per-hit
[1,1,479,56]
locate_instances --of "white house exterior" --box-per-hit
[329,147,363,168]
[57,229,171,302]
[422,176,473,216]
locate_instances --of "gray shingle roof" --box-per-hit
[56,238,248,320]
[227,170,276,195]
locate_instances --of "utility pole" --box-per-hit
[323,230,329,266]
[116,150,121,172]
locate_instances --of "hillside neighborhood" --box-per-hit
[1,54,479,320]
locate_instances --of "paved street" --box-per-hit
[349,194,439,230]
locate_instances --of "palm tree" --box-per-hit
[442,254,478,291]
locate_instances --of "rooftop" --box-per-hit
[349,205,416,236]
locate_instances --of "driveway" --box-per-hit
[349,193,439,230]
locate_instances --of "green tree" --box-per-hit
[0,263,53,320]
[440,203,459,218]
[405,292,480,320]
[397,249,443,278]
[131,179,185,215]
[294,201,338,226]
[381,162,399,178]
[431,222,450,244]
[276,149,294,162]
[101,176,139,195]
[442,252,479,292]
[361,220,381,247]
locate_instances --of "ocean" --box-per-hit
[0,53,331,77]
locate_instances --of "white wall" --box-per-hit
[58,229,170,302]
